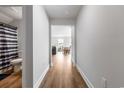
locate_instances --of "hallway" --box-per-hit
[40,52,87,88]
[33,5,124,88]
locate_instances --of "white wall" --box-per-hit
[50,18,75,25]
[33,5,49,87]
[76,6,124,88]
[51,25,71,37]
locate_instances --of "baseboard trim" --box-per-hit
[76,65,94,88]
[33,66,49,88]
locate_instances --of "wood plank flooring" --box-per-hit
[0,71,22,88]
[40,52,88,88]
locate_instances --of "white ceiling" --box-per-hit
[0,7,22,23]
[44,5,81,19]
[51,25,71,37]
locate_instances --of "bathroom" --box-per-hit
[0,6,23,88]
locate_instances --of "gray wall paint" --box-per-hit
[22,5,33,87]
[76,6,124,88]
[33,5,49,86]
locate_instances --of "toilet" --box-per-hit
[11,58,23,73]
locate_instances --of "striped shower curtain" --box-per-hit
[0,23,18,74]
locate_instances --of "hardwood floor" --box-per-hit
[40,52,88,88]
[0,71,22,88]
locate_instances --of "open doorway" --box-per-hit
[0,6,23,88]
[51,25,72,66]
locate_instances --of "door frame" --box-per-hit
[49,24,76,67]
